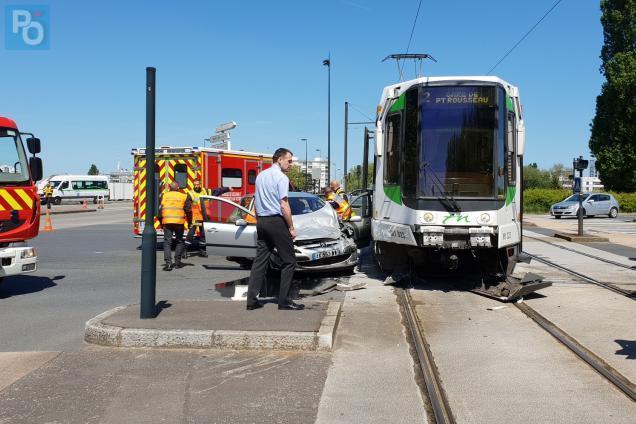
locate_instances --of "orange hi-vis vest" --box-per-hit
[161,191,187,225]
[327,193,352,220]
[187,188,209,223]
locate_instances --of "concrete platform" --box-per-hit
[85,300,341,351]
[554,232,610,242]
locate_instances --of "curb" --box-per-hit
[553,232,610,243]
[50,209,98,215]
[84,301,342,351]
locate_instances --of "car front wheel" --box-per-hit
[609,207,618,218]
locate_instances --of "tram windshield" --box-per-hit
[417,86,503,199]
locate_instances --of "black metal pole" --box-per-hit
[140,67,157,319]
[578,168,584,236]
[344,101,348,192]
[362,127,369,191]
[327,60,331,183]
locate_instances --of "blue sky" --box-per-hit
[1,0,603,176]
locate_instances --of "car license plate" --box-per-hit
[312,249,340,260]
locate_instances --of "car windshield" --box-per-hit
[564,194,589,202]
[289,196,325,215]
[0,128,30,183]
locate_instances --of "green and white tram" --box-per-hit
[373,76,525,277]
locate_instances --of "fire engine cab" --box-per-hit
[0,117,43,283]
[131,146,272,235]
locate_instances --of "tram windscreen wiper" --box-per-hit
[421,162,461,212]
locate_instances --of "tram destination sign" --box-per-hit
[423,87,494,106]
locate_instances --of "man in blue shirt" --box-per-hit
[246,148,303,311]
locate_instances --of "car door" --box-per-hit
[598,194,611,214]
[200,196,257,258]
[587,194,601,215]
[345,192,372,246]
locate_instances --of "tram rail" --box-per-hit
[523,251,635,299]
[524,233,636,272]
[515,302,636,401]
[398,288,455,424]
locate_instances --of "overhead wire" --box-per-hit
[399,0,424,77]
[487,0,565,74]
[348,103,375,122]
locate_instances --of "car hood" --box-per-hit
[292,205,341,241]
[553,201,579,207]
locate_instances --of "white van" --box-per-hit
[39,175,110,205]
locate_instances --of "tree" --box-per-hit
[286,165,311,191]
[589,0,636,191]
[548,163,568,189]
[87,164,100,175]
[345,164,374,192]
[523,164,552,189]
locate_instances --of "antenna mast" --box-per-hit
[382,53,437,81]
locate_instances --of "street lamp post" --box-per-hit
[316,149,322,192]
[301,138,308,191]
[323,57,331,183]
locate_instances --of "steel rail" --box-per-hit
[524,233,636,272]
[516,302,636,401]
[524,252,634,299]
[398,288,455,424]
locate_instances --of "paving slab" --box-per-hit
[411,288,636,423]
[0,349,330,424]
[85,299,341,351]
[0,351,60,391]
[523,282,636,383]
[316,256,428,424]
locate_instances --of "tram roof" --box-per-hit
[380,75,518,99]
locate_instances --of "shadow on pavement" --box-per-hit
[0,275,64,299]
[615,339,635,359]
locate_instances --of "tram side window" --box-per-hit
[506,113,516,186]
[403,88,419,197]
[248,170,257,185]
[174,163,188,189]
[384,114,401,185]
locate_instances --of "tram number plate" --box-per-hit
[313,249,340,260]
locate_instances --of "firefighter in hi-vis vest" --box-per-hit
[185,180,231,257]
[159,182,192,271]
[43,182,54,209]
[323,186,353,221]
[330,180,349,203]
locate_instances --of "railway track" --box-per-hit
[523,251,635,299]
[524,232,636,272]
[398,288,455,424]
[514,302,636,401]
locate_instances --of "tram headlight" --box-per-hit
[478,213,491,224]
[422,213,434,223]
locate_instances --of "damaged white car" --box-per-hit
[200,192,358,272]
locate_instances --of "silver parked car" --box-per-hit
[550,193,620,219]
[200,192,358,272]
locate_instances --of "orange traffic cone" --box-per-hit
[82,199,88,209]
[43,210,54,232]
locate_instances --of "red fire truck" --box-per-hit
[0,117,43,284]
[131,146,272,235]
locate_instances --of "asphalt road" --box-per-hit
[1,207,252,351]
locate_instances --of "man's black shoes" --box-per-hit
[163,262,173,271]
[199,251,208,257]
[246,302,264,311]
[278,302,305,311]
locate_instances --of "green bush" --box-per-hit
[608,192,636,213]
[522,188,636,213]
[523,188,570,213]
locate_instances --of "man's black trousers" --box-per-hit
[247,215,297,307]
[163,223,185,264]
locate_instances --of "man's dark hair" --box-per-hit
[273,148,293,162]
